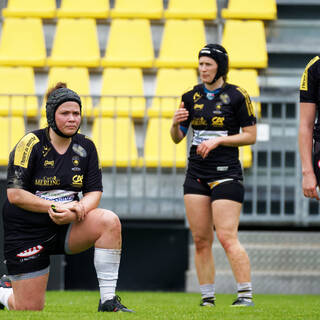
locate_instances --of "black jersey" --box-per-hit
[3,128,103,242]
[300,56,320,141]
[180,83,256,180]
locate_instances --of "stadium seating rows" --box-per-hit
[0,17,269,69]
[0,0,275,169]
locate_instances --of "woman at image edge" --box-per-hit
[170,44,257,307]
[0,83,133,312]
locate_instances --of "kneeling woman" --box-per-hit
[0,83,133,312]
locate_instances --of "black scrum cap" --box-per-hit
[198,44,229,83]
[46,87,82,138]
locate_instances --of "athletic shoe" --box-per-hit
[200,297,215,307]
[231,297,254,307]
[98,295,134,312]
[0,275,12,310]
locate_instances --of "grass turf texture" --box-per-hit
[1,291,320,320]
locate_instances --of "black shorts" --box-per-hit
[4,224,70,276]
[183,175,245,203]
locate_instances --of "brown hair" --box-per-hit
[45,82,67,100]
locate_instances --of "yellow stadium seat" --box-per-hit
[91,117,139,167]
[164,0,217,20]
[222,0,277,20]
[0,117,25,166]
[0,67,38,117]
[41,67,93,117]
[239,145,252,168]
[2,0,56,18]
[57,0,109,18]
[144,118,186,168]
[0,18,46,67]
[148,68,197,117]
[101,19,154,68]
[39,117,47,128]
[222,20,267,69]
[155,20,206,68]
[111,0,163,19]
[47,19,100,67]
[227,69,260,117]
[94,68,146,118]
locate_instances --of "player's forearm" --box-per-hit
[7,188,53,213]
[299,124,314,174]
[219,125,256,147]
[80,191,102,213]
[170,124,185,144]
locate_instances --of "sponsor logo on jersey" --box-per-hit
[35,176,60,186]
[72,174,83,187]
[193,92,202,102]
[14,133,40,168]
[191,117,207,126]
[44,160,54,168]
[42,145,51,157]
[194,104,204,110]
[217,166,229,171]
[213,105,222,115]
[220,93,230,104]
[35,189,78,203]
[72,156,80,166]
[16,245,43,258]
[72,144,87,157]
[211,116,225,127]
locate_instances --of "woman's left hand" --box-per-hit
[197,138,221,159]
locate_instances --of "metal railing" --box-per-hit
[0,94,319,226]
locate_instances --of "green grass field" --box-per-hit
[2,291,320,320]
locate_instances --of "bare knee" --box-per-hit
[217,232,238,253]
[193,235,212,253]
[99,209,121,236]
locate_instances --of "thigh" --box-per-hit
[12,273,49,310]
[212,199,241,237]
[67,208,115,254]
[184,194,213,241]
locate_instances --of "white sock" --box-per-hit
[237,282,253,300]
[94,248,121,303]
[0,287,13,310]
[200,283,215,299]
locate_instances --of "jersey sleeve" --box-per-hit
[300,56,320,103]
[82,137,103,194]
[7,133,40,190]
[234,87,257,128]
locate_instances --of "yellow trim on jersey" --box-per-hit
[300,56,320,91]
[14,133,40,168]
[236,87,255,117]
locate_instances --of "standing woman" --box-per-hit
[170,44,256,307]
[299,56,320,200]
[0,83,133,312]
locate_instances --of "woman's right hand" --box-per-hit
[302,171,320,200]
[172,101,189,126]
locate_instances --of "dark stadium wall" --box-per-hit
[64,220,189,291]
